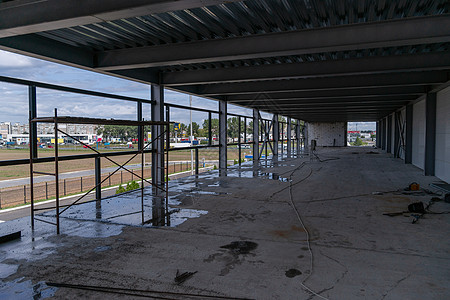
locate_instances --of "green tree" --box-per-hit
[187,122,200,137]
[227,117,245,138]
[353,137,364,146]
[202,118,219,137]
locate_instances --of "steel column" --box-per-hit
[28,86,38,159]
[137,101,143,150]
[425,93,436,176]
[208,112,212,146]
[195,148,199,174]
[151,84,165,193]
[219,100,227,170]
[238,116,241,165]
[95,156,101,200]
[394,112,400,158]
[387,115,392,153]
[405,104,413,164]
[253,109,259,161]
[376,121,381,148]
[287,117,292,157]
[273,114,279,156]
[381,118,386,150]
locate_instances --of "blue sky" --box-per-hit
[0,49,374,130]
[0,50,255,126]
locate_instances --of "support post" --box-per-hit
[387,115,392,154]
[208,112,212,146]
[287,117,292,157]
[195,148,199,174]
[238,116,241,166]
[137,101,143,150]
[394,112,400,158]
[54,109,60,234]
[381,118,386,150]
[296,120,301,154]
[304,122,308,153]
[273,114,279,157]
[151,84,165,194]
[219,100,227,171]
[253,109,259,161]
[425,93,436,176]
[95,156,101,200]
[405,104,413,164]
[29,86,37,159]
[376,121,381,148]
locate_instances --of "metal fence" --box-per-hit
[0,161,206,209]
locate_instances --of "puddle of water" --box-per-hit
[0,278,57,299]
[39,185,208,228]
[259,172,290,182]
[94,245,112,253]
[0,263,18,279]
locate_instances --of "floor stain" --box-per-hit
[220,241,258,254]
[285,268,302,278]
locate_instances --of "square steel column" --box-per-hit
[219,100,227,170]
[304,122,309,152]
[253,109,259,162]
[137,101,143,150]
[151,84,165,193]
[28,86,37,159]
[394,112,400,158]
[376,121,381,148]
[296,120,301,154]
[381,118,386,150]
[273,114,279,156]
[95,156,101,200]
[425,93,436,176]
[405,104,413,164]
[386,115,392,153]
[287,117,292,157]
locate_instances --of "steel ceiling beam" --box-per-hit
[243,101,410,108]
[162,51,450,86]
[0,34,94,67]
[0,0,240,38]
[96,14,450,70]
[225,86,425,102]
[226,94,416,102]
[0,34,161,85]
[196,72,448,96]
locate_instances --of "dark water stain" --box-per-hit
[285,268,302,278]
[220,241,258,254]
[94,245,112,253]
[0,278,57,299]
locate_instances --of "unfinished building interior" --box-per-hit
[0,0,449,299]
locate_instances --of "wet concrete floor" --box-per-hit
[0,147,449,299]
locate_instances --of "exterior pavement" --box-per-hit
[0,147,448,299]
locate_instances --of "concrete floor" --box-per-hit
[0,147,449,299]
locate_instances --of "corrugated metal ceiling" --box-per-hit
[36,0,449,52]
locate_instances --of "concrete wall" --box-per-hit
[436,86,450,183]
[307,122,346,147]
[412,99,426,170]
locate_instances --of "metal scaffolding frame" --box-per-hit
[29,110,171,234]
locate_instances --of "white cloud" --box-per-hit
[0,50,34,68]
